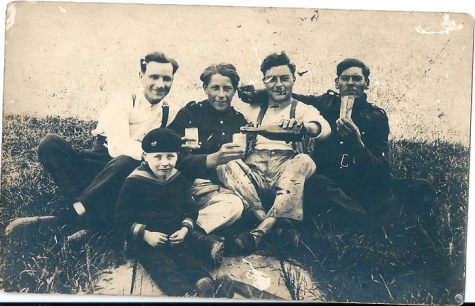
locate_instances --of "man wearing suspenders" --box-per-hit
[6,52,181,234]
[217,52,331,254]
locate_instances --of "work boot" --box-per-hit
[234,229,264,255]
[191,229,225,266]
[214,274,235,298]
[277,224,300,256]
[195,277,214,297]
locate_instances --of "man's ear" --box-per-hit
[139,72,144,79]
[365,78,370,90]
[203,84,207,92]
[334,77,339,90]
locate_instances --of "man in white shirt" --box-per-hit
[217,52,331,255]
[6,52,181,234]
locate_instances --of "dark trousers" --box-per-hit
[38,133,140,226]
[136,240,211,296]
[304,174,437,242]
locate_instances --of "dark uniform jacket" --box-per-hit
[168,100,249,183]
[292,90,391,197]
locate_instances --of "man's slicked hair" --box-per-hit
[200,63,240,89]
[140,52,179,74]
[336,58,370,80]
[260,51,296,77]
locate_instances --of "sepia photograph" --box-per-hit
[0,0,473,304]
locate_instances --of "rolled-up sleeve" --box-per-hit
[298,103,331,140]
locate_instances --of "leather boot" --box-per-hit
[214,273,235,298]
[191,228,225,266]
[195,277,214,297]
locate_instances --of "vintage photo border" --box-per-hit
[0,0,474,303]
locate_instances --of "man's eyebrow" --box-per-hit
[267,74,291,77]
[148,74,171,77]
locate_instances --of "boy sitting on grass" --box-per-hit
[114,128,233,298]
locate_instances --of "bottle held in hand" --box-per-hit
[340,96,354,120]
[240,123,304,142]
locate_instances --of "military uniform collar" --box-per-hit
[203,100,233,116]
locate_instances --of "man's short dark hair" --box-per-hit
[140,52,179,74]
[200,63,240,89]
[336,58,370,80]
[260,51,296,77]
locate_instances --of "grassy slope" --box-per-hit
[1,115,121,293]
[299,140,468,303]
[0,115,469,303]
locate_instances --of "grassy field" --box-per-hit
[0,114,468,303]
[0,3,471,303]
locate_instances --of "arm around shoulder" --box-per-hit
[299,103,331,140]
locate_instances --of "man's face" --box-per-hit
[144,152,178,178]
[204,73,236,112]
[263,65,295,104]
[335,67,368,99]
[140,62,174,104]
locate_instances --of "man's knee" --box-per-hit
[105,155,139,172]
[93,156,140,183]
[216,160,249,183]
[415,178,436,204]
[219,160,243,175]
[38,133,64,155]
[287,154,316,176]
[305,174,336,192]
[226,195,244,219]
[208,190,244,218]
[294,153,316,167]
[402,178,436,205]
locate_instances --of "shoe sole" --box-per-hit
[211,241,225,265]
[234,237,258,255]
[5,216,58,235]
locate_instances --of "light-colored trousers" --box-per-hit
[189,178,244,234]
[216,149,316,221]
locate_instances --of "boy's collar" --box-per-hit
[131,163,180,185]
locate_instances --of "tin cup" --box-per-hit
[339,96,355,120]
[232,133,247,151]
[185,127,199,147]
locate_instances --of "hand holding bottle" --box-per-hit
[240,120,305,142]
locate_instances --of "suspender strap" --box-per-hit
[160,101,169,128]
[290,99,298,152]
[248,102,268,154]
[250,100,303,153]
[133,94,169,128]
[290,99,297,119]
[256,102,268,126]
